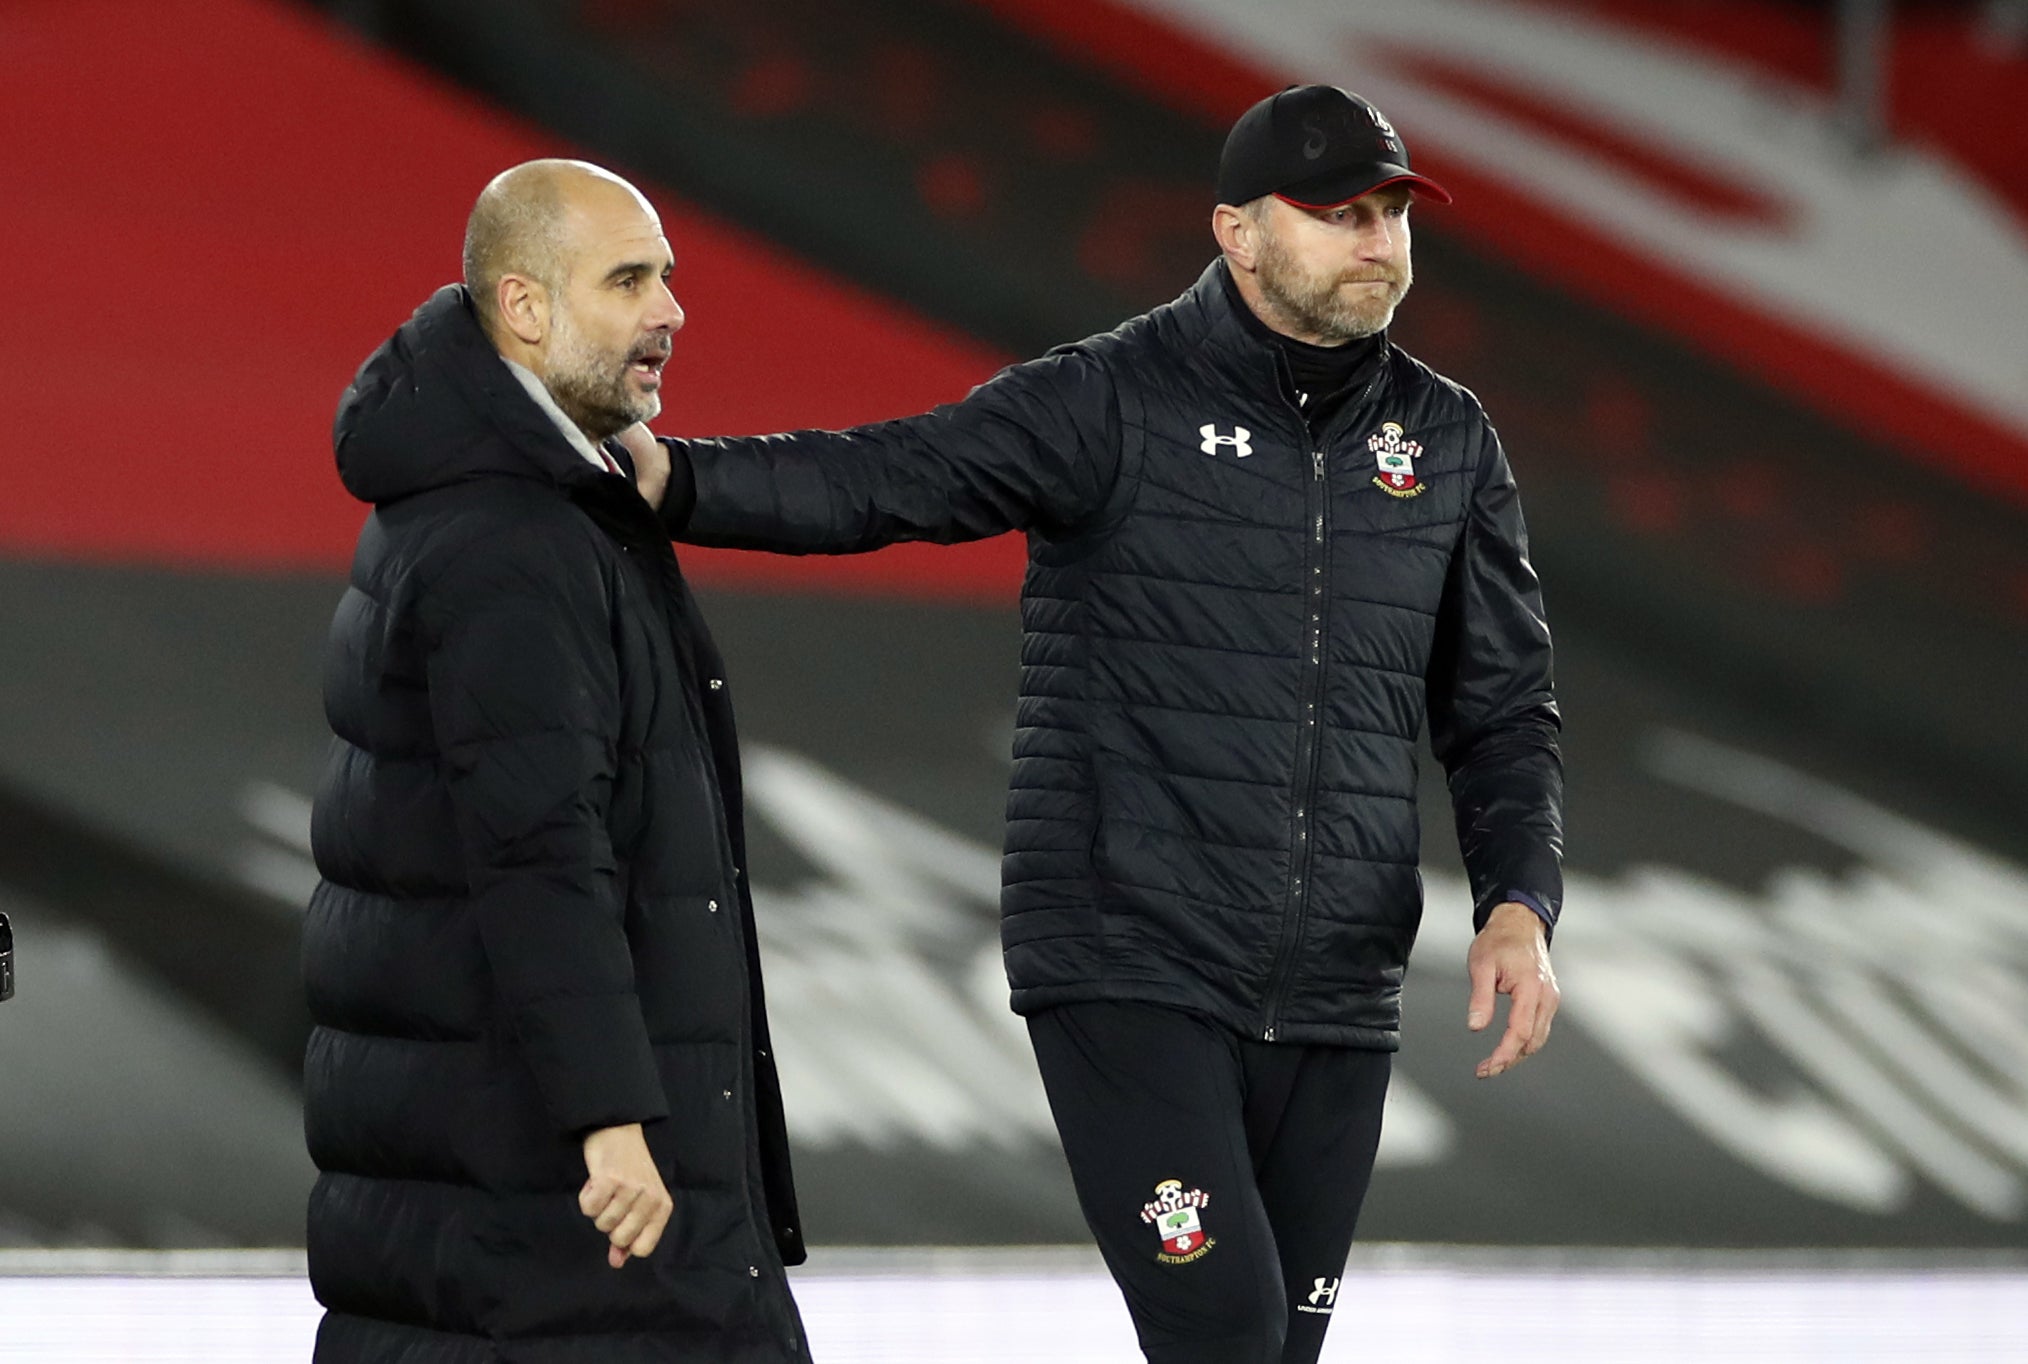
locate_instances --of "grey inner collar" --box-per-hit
[501,356,611,473]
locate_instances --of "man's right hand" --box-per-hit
[580,1122,674,1269]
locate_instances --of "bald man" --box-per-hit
[307,160,809,1363]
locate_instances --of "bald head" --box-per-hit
[460,159,682,440]
[462,159,656,339]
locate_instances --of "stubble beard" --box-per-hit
[1254,228,1411,345]
[544,299,662,442]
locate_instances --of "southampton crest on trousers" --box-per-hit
[1367,421,1425,498]
[1141,1179,1216,1264]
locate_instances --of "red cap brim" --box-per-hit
[1276,172,1453,208]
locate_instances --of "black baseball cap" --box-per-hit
[1217,84,1452,209]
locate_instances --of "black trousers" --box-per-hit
[1028,1002,1391,1364]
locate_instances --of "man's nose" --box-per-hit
[651,280,685,334]
[1360,217,1398,261]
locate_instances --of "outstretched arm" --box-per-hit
[651,347,1119,554]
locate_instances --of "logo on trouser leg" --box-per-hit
[1140,1180,1216,1264]
[1297,1276,1339,1314]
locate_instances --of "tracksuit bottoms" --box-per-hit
[1028,1001,1392,1364]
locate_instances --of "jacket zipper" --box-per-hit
[1257,362,1387,1042]
[1261,442,1332,1041]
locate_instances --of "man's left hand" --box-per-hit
[616,423,669,510]
[1465,902,1559,1079]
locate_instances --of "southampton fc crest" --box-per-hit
[1367,421,1425,498]
[1140,1180,1216,1264]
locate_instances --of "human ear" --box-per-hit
[496,274,549,347]
[1211,205,1257,271]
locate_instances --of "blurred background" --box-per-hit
[2,0,2026,1353]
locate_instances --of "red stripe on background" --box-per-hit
[1418,155,2028,507]
[1511,0,2028,232]
[2,0,1024,600]
[956,0,2028,507]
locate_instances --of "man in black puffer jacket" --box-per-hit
[628,87,1563,1364]
[309,160,807,1363]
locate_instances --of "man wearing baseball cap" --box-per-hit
[632,84,1563,1364]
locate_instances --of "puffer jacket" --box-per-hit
[669,259,1562,1049]
[307,285,806,1364]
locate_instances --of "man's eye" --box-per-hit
[617,277,636,291]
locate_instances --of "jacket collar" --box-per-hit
[1176,258,1391,405]
[335,284,618,505]
[500,355,620,475]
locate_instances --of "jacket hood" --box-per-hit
[334,284,605,505]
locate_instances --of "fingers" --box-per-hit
[578,1123,674,1269]
[581,1177,635,1268]
[579,1176,673,1269]
[608,1186,673,1261]
[1476,967,1565,1077]
[631,1194,674,1260]
[1477,976,1539,1078]
[594,1183,641,1236]
[1466,912,1562,1079]
[1524,980,1560,1057]
[1465,957,1496,1032]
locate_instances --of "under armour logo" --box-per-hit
[1308,1277,1339,1306]
[1199,424,1253,458]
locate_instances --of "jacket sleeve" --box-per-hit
[662,346,1118,551]
[421,525,668,1136]
[1425,417,1566,937]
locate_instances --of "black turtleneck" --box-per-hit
[1219,262,1383,439]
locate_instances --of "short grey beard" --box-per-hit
[1254,229,1410,344]
[544,300,660,441]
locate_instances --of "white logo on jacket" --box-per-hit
[1199,424,1253,458]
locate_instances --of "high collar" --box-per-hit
[501,356,617,475]
[1180,259,1390,402]
[1215,262,1384,385]
[334,284,615,505]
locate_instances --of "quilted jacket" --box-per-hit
[670,260,1563,1049]
[308,286,806,1363]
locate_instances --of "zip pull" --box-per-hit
[1263,1025,1277,1042]
[1312,450,1325,481]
